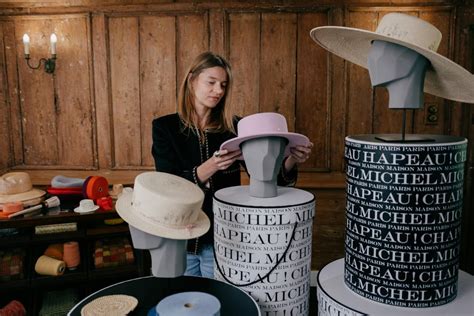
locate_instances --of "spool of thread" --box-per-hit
[35,255,65,276]
[2,202,23,215]
[63,241,80,270]
[44,243,64,260]
[44,196,60,208]
[109,184,123,200]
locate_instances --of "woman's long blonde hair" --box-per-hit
[177,51,235,136]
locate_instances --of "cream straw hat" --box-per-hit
[116,172,209,240]
[310,13,474,103]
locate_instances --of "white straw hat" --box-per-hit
[310,13,474,103]
[0,172,45,204]
[116,172,209,240]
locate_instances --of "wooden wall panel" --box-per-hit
[296,12,328,170]
[209,10,225,56]
[139,16,177,167]
[176,14,208,92]
[5,16,93,167]
[93,13,112,169]
[108,13,207,168]
[259,13,297,128]
[228,13,260,117]
[414,10,453,135]
[15,18,58,165]
[109,17,141,167]
[0,23,10,170]
[328,8,346,172]
[309,188,346,269]
[2,21,22,166]
[54,15,94,166]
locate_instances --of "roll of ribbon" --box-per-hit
[84,176,109,200]
[63,241,80,270]
[155,292,221,316]
[35,255,65,276]
[82,176,93,198]
[35,222,77,235]
[47,186,83,195]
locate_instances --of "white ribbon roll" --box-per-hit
[156,292,220,316]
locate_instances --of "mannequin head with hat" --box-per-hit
[116,172,209,277]
[220,112,310,198]
[310,13,474,104]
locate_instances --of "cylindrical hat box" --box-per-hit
[214,186,315,316]
[344,135,467,307]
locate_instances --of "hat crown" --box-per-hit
[131,172,204,229]
[78,199,96,211]
[0,172,33,195]
[237,112,289,138]
[376,13,442,52]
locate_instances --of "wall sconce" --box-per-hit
[22,33,57,74]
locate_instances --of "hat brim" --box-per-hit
[115,192,210,240]
[310,26,474,103]
[74,205,100,214]
[0,188,46,204]
[220,132,309,160]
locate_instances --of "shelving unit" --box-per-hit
[0,210,150,315]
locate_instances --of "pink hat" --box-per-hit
[220,112,309,158]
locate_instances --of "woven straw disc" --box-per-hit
[81,295,138,316]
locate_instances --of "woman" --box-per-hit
[152,51,312,278]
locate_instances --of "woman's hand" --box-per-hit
[284,142,313,172]
[196,149,242,184]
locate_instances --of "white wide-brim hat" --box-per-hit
[310,13,474,103]
[220,112,309,158]
[0,172,46,204]
[116,172,210,240]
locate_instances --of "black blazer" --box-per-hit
[152,113,297,253]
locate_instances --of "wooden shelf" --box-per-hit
[32,270,87,288]
[0,210,148,315]
[0,210,121,229]
[31,229,86,244]
[0,233,30,246]
[89,264,139,281]
[86,224,129,237]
